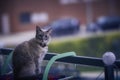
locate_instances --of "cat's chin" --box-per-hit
[39,43,47,47]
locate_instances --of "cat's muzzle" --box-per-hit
[39,43,47,47]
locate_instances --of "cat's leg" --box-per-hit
[35,58,41,76]
[35,53,45,75]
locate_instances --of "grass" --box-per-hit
[49,31,120,59]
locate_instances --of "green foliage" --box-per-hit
[49,32,120,59]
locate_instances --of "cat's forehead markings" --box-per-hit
[41,29,47,32]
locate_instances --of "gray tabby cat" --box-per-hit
[12,26,52,79]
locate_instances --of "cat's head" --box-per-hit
[35,26,52,47]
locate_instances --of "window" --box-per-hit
[59,0,79,5]
[19,12,49,24]
[31,13,48,23]
[19,12,31,24]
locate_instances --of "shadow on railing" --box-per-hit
[0,48,120,80]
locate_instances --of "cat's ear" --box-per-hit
[46,28,52,34]
[36,26,43,33]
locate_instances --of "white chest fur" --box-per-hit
[38,46,48,63]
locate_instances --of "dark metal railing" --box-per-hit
[0,48,120,80]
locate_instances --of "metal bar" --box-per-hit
[0,48,120,69]
[115,61,120,69]
[44,54,104,67]
[0,48,13,55]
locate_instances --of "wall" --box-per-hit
[0,0,120,33]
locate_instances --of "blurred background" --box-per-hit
[0,0,120,79]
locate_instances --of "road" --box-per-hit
[0,30,120,47]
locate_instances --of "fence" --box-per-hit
[0,48,120,80]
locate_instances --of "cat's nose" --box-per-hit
[40,43,46,47]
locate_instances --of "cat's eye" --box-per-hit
[38,34,42,39]
[44,35,48,40]
[39,35,42,37]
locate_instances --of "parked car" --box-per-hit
[87,16,120,32]
[50,18,80,37]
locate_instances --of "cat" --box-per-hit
[12,26,52,79]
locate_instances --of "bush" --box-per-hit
[49,32,120,59]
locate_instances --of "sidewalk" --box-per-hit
[0,31,35,47]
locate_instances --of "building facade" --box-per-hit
[0,0,120,34]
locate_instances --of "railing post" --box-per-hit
[102,52,116,80]
[104,65,114,80]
